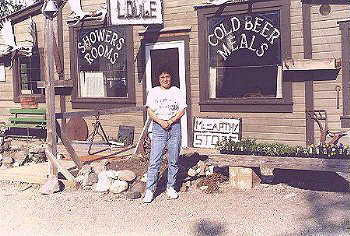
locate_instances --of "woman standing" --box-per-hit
[143,67,187,203]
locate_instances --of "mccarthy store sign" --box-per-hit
[193,117,241,148]
[110,0,163,25]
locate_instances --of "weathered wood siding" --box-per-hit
[0,0,349,147]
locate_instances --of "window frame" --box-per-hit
[12,47,45,103]
[69,20,135,109]
[339,20,350,127]
[197,0,292,113]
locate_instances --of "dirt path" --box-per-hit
[0,180,349,236]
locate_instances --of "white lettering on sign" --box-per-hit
[193,117,241,148]
[77,28,125,65]
[110,0,163,25]
[208,15,280,60]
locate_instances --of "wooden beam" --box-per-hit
[282,58,339,71]
[44,17,57,176]
[36,80,73,88]
[55,106,145,119]
[206,154,350,173]
[56,122,83,169]
[45,148,76,182]
[134,117,151,154]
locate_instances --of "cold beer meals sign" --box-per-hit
[110,0,163,25]
[193,117,241,148]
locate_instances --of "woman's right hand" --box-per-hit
[159,119,170,129]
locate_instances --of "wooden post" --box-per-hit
[44,17,57,176]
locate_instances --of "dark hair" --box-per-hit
[157,65,173,78]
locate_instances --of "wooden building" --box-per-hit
[0,0,349,148]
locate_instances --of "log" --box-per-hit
[207,154,350,173]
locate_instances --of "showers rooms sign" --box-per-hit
[193,117,241,148]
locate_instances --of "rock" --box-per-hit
[198,160,207,176]
[129,181,146,193]
[75,175,85,183]
[140,173,147,182]
[116,170,136,182]
[93,160,112,174]
[82,172,98,186]
[94,172,112,192]
[78,164,93,176]
[199,185,209,191]
[29,145,45,153]
[40,176,61,195]
[2,156,14,165]
[106,170,119,179]
[205,166,214,176]
[0,154,3,162]
[188,168,197,177]
[125,191,141,199]
[109,180,128,194]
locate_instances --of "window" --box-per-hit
[70,23,134,109]
[13,46,44,102]
[18,46,42,95]
[197,0,292,112]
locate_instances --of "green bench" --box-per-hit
[2,108,47,138]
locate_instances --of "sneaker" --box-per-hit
[166,187,179,199]
[143,189,154,203]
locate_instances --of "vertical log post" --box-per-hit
[43,3,58,176]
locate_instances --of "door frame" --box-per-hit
[144,37,191,147]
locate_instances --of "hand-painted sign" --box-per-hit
[193,117,241,148]
[208,12,280,62]
[77,26,127,69]
[110,0,163,25]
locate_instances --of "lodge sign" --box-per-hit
[193,117,241,148]
[110,0,163,25]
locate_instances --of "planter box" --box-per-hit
[207,153,350,174]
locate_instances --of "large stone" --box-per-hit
[94,172,112,192]
[2,156,14,165]
[129,181,146,193]
[106,170,119,180]
[29,145,45,153]
[109,180,128,194]
[78,164,93,176]
[140,173,147,182]
[116,170,136,182]
[83,172,98,186]
[40,176,61,195]
[229,167,260,189]
[125,191,141,199]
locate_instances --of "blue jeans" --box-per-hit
[146,122,182,192]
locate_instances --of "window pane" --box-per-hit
[207,11,282,99]
[19,48,42,95]
[77,26,128,98]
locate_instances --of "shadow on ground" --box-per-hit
[194,219,226,236]
[273,169,349,192]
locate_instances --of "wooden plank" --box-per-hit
[44,18,58,176]
[45,148,76,182]
[10,108,46,114]
[9,118,46,123]
[206,154,350,173]
[134,117,151,154]
[282,58,339,70]
[36,80,73,88]
[55,106,145,119]
[56,122,83,169]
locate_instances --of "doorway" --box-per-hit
[145,41,188,147]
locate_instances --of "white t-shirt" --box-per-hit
[146,86,187,120]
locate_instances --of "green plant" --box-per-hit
[216,137,350,159]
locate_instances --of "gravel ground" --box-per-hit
[0,179,349,236]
